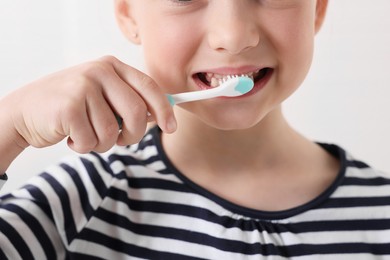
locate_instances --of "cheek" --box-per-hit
[268,13,315,90]
[141,20,201,91]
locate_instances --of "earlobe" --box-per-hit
[114,0,141,44]
[315,0,328,33]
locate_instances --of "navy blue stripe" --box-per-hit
[106,187,255,230]
[3,204,56,259]
[107,185,390,234]
[0,193,13,201]
[347,160,370,169]
[23,184,54,221]
[135,133,155,150]
[0,247,7,259]
[343,176,390,186]
[89,152,115,175]
[127,177,188,192]
[96,207,390,256]
[78,227,207,259]
[60,163,95,219]
[66,252,106,260]
[95,207,282,256]
[0,217,34,259]
[282,219,390,233]
[322,196,390,208]
[284,242,390,256]
[41,172,78,244]
[108,153,162,170]
[80,157,110,198]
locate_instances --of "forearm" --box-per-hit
[0,135,25,174]
[0,96,28,174]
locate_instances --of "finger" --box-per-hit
[65,103,98,153]
[98,71,150,145]
[85,89,120,152]
[106,57,177,133]
[115,90,149,146]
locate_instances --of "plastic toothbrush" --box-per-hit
[166,76,254,106]
[116,76,254,128]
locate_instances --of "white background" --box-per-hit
[1,0,390,194]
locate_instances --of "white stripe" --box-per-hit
[45,166,88,232]
[9,186,34,200]
[0,208,46,258]
[61,153,114,189]
[125,165,182,182]
[332,184,390,198]
[101,196,390,247]
[280,229,390,246]
[24,175,68,243]
[134,145,159,159]
[126,186,390,223]
[69,239,144,260]
[3,196,66,257]
[101,196,264,245]
[346,166,390,179]
[0,224,23,259]
[87,217,262,260]
[100,136,154,159]
[146,160,168,171]
[65,156,107,208]
[126,187,241,219]
[294,253,385,260]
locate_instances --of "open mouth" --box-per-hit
[195,67,272,88]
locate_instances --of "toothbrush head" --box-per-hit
[221,76,254,97]
[234,76,254,95]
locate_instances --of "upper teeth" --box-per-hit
[206,72,256,87]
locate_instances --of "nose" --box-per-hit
[207,2,260,55]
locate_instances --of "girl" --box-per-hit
[1,0,389,259]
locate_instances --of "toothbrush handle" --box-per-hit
[166,87,223,106]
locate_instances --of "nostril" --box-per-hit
[208,29,260,55]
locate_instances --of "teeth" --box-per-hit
[205,72,256,88]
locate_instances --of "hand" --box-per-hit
[0,56,176,155]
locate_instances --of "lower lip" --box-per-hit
[194,69,273,99]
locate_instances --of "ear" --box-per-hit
[315,0,328,33]
[114,0,141,44]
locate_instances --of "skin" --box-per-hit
[116,0,337,210]
[0,0,337,211]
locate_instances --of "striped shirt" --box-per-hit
[1,126,390,259]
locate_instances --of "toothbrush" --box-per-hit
[116,76,254,128]
[166,76,254,106]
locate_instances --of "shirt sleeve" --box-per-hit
[0,173,7,190]
[0,153,112,259]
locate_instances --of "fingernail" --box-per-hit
[166,116,177,133]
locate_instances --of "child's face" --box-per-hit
[116,0,327,130]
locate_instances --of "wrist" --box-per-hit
[0,96,28,173]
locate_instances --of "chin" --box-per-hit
[201,111,263,131]
[179,101,270,131]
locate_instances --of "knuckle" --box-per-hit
[138,73,157,90]
[99,55,119,64]
[80,59,113,79]
[130,100,148,116]
[71,138,98,154]
[100,122,120,144]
